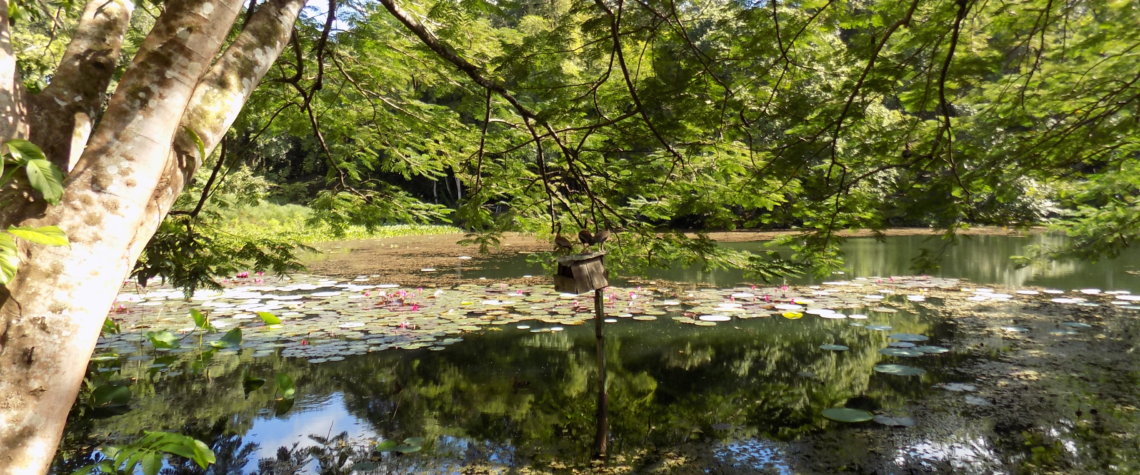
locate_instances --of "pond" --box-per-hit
[486,233,1140,290]
[53,234,1140,473]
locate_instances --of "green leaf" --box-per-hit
[183,127,207,162]
[145,330,180,349]
[242,373,266,397]
[275,373,296,400]
[137,431,216,469]
[0,233,18,285]
[7,226,68,246]
[140,452,162,475]
[101,318,121,335]
[189,308,208,329]
[24,158,64,205]
[91,384,131,407]
[5,139,46,163]
[209,327,242,349]
[257,311,281,325]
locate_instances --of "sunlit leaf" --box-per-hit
[275,373,296,400]
[145,330,180,349]
[189,308,208,329]
[258,311,281,325]
[0,233,18,285]
[209,328,242,349]
[24,158,64,205]
[4,138,46,163]
[7,226,68,247]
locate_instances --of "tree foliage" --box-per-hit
[197,0,1137,276]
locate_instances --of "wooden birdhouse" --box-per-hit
[554,251,608,293]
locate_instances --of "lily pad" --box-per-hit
[873,364,926,376]
[821,407,874,423]
[879,348,924,357]
[914,345,949,354]
[820,344,849,351]
[889,333,929,342]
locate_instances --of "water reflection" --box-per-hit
[56,305,954,471]
[481,234,1140,290]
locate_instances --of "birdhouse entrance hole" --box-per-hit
[553,251,608,294]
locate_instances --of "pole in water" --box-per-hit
[593,287,608,460]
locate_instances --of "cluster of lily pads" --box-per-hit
[99,272,1136,427]
[100,274,1134,364]
[819,283,1140,427]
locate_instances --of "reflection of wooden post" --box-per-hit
[592,287,608,460]
[551,251,609,459]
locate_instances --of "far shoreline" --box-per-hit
[302,226,1045,286]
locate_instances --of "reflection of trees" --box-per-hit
[639,234,1140,288]
[330,314,936,465]
[58,310,943,469]
[53,346,309,470]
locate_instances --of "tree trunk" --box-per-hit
[0,0,303,471]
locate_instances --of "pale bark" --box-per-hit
[0,0,246,471]
[0,0,27,141]
[29,0,135,171]
[129,0,307,260]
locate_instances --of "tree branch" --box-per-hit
[29,0,133,171]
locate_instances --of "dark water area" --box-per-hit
[53,234,1140,473]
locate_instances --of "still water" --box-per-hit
[53,234,1140,473]
[486,233,1140,290]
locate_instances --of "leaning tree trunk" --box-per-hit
[0,0,304,471]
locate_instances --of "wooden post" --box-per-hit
[592,287,608,460]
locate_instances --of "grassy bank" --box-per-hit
[219,203,462,244]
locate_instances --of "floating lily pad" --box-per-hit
[821,408,874,423]
[873,415,916,427]
[889,333,929,342]
[698,314,731,322]
[866,325,893,331]
[888,342,916,348]
[914,345,949,354]
[1000,326,1029,333]
[820,344,849,351]
[874,364,926,376]
[879,348,924,357]
[1061,322,1092,328]
[781,312,803,319]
